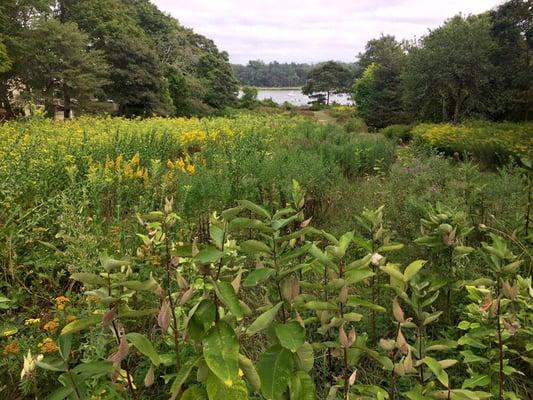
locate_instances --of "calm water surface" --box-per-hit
[247,89,353,106]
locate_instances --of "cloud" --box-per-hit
[153,0,504,63]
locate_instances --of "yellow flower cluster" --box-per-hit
[167,155,196,175]
[38,338,59,353]
[24,318,40,326]
[412,122,533,158]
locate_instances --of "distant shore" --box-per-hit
[239,86,303,91]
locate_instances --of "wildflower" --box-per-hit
[115,154,124,169]
[55,296,70,310]
[166,159,174,169]
[24,318,41,326]
[20,350,43,379]
[370,253,384,266]
[38,338,59,353]
[130,152,140,165]
[43,319,59,333]
[4,341,20,355]
[87,295,101,304]
[66,315,77,323]
[2,329,17,337]
[124,165,133,178]
[135,168,144,179]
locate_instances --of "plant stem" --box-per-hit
[107,273,137,400]
[496,281,504,400]
[163,219,181,371]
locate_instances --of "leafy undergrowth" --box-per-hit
[0,115,532,399]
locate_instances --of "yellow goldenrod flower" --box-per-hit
[130,152,140,165]
[24,318,41,326]
[2,329,17,337]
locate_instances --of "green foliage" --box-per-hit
[239,86,259,109]
[303,61,353,105]
[411,121,533,165]
[382,124,413,143]
[354,36,406,129]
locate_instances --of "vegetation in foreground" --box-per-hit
[1,114,532,399]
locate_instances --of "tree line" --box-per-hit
[0,0,239,118]
[354,0,532,128]
[232,60,357,88]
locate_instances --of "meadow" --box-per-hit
[0,113,532,400]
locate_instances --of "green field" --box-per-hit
[1,112,531,399]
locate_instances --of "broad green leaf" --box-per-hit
[239,354,261,391]
[309,245,335,267]
[345,268,374,285]
[72,361,113,379]
[304,301,337,311]
[460,350,489,364]
[380,264,405,282]
[70,273,107,286]
[203,321,239,386]
[221,206,244,221]
[275,322,306,352]
[61,315,101,335]
[47,386,74,400]
[289,371,316,400]
[195,247,224,263]
[347,297,386,312]
[36,358,68,372]
[99,255,130,272]
[295,342,314,372]
[193,299,217,329]
[182,385,208,400]
[125,333,160,366]
[206,373,249,400]
[240,240,271,254]
[238,199,271,219]
[247,302,283,336]
[114,278,158,291]
[423,311,443,326]
[461,375,490,390]
[214,281,244,319]
[404,260,426,281]
[424,357,449,388]
[257,345,294,400]
[243,268,275,288]
[58,334,72,362]
[170,356,201,399]
[210,224,225,249]
[377,243,404,252]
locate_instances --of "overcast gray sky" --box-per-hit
[153,0,504,64]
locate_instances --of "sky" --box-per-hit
[152,0,504,64]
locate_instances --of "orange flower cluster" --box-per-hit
[38,338,59,353]
[43,319,59,333]
[55,296,70,310]
[3,341,20,355]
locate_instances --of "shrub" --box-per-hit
[411,121,533,165]
[381,124,413,142]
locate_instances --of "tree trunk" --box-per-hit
[63,84,71,119]
[441,95,447,122]
[326,91,330,106]
[0,82,14,118]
